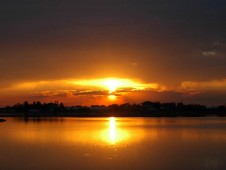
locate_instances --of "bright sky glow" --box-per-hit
[1,0,226,106]
[108,95,117,101]
[69,78,160,92]
[104,79,122,93]
[0,77,164,106]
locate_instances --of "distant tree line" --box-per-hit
[0,101,226,117]
[0,101,65,116]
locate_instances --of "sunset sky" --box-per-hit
[1,0,226,106]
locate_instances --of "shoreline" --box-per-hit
[0,113,225,118]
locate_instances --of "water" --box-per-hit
[1,117,226,170]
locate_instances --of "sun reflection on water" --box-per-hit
[109,117,116,143]
[100,117,130,145]
[7,117,149,146]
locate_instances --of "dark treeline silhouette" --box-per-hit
[0,101,226,117]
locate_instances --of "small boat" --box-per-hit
[0,119,6,122]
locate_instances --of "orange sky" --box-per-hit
[1,77,226,107]
[1,1,226,106]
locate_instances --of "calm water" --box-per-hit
[1,117,226,170]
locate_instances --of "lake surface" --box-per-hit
[1,117,226,170]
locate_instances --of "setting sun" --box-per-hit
[104,79,121,93]
[108,95,117,101]
[1,1,225,169]
[68,77,159,93]
[0,77,163,106]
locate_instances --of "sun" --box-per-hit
[68,77,158,100]
[104,79,122,94]
[108,94,117,101]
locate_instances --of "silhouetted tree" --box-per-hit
[23,101,29,112]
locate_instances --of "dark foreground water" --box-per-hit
[1,117,226,170]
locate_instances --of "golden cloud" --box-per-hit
[0,78,165,97]
[180,79,226,92]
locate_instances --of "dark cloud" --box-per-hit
[30,91,72,98]
[73,90,108,96]
[1,0,226,43]
[73,87,138,96]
